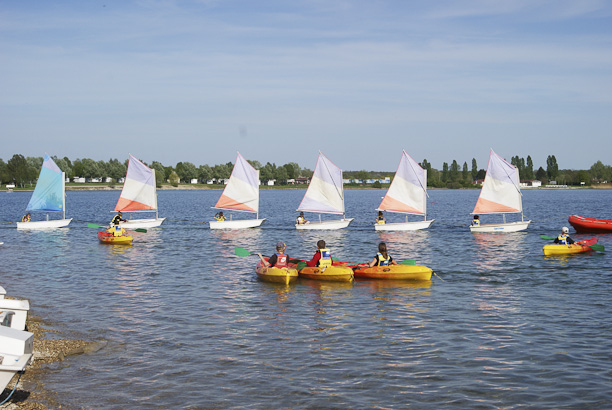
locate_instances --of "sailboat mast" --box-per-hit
[341,169,346,219]
[62,172,66,220]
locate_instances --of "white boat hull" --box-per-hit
[470,220,531,233]
[375,219,435,231]
[0,326,33,393]
[209,218,266,230]
[16,218,72,230]
[295,218,354,230]
[120,218,166,229]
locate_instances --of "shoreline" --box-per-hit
[2,305,103,409]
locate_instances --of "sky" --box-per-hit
[1,0,611,172]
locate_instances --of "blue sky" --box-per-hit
[1,0,611,172]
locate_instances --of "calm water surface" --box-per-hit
[1,188,611,409]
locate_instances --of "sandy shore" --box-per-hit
[1,310,103,409]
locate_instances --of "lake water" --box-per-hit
[1,188,611,409]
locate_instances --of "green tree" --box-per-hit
[536,166,547,182]
[525,156,534,180]
[212,164,231,181]
[169,171,180,187]
[0,159,8,183]
[590,161,612,182]
[247,160,262,170]
[26,156,43,184]
[7,154,29,187]
[150,161,165,176]
[546,155,559,180]
[441,162,449,182]
[471,158,478,181]
[176,161,197,181]
[198,165,213,182]
[449,160,460,182]
[72,159,84,177]
[81,158,101,179]
[462,162,469,183]
[155,170,164,188]
[53,156,73,178]
[275,166,288,183]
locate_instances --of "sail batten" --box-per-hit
[472,149,523,215]
[213,152,259,214]
[297,152,345,215]
[26,155,65,212]
[377,150,427,216]
[115,154,158,212]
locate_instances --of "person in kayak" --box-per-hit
[108,225,128,237]
[296,212,309,225]
[306,240,332,267]
[554,227,574,245]
[376,211,386,225]
[471,215,480,226]
[368,242,398,267]
[214,211,226,221]
[111,211,127,226]
[21,213,31,222]
[257,242,302,268]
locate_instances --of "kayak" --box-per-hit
[542,238,597,256]
[353,264,432,281]
[568,215,612,233]
[97,231,133,245]
[255,260,298,284]
[298,265,354,282]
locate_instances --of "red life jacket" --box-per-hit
[275,253,288,268]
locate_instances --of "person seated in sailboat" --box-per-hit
[111,211,127,226]
[257,242,301,269]
[296,212,309,225]
[471,215,480,226]
[22,213,31,222]
[368,242,398,267]
[376,211,386,225]
[214,212,226,221]
[306,240,332,268]
[554,227,574,245]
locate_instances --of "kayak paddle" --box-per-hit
[234,246,258,257]
[398,259,417,265]
[87,223,147,233]
[540,234,605,252]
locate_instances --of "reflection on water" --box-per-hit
[471,232,527,273]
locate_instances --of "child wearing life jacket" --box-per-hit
[376,211,386,225]
[257,242,301,269]
[554,227,575,245]
[471,215,480,226]
[368,242,398,267]
[306,240,332,268]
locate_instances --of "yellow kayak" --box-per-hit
[353,264,432,281]
[97,231,133,245]
[543,238,597,256]
[298,265,354,282]
[255,260,298,284]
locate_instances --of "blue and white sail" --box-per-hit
[17,154,71,229]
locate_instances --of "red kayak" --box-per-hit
[568,215,612,233]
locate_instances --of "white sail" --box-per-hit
[211,152,265,229]
[470,149,530,232]
[296,152,353,230]
[115,154,165,228]
[375,150,434,231]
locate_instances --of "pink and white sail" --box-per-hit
[472,149,522,215]
[378,150,427,216]
[115,154,158,212]
[214,152,260,214]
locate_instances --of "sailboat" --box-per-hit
[16,154,72,229]
[296,152,353,230]
[375,150,434,231]
[470,149,531,233]
[209,152,266,230]
[114,154,165,229]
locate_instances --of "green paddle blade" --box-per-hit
[399,259,416,265]
[87,223,103,229]
[540,235,555,240]
[234,246,254,257]
[296,261,307,271]
[133,228,147,233]
[590,244,605,252]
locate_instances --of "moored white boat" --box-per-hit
[470,149,531,233]
[0,299,30,331]
[210,152,265,230]
[296,152,353,230]
[16,154,72,230]
[115,154,165,229]
[375,150,434,231]
[0,326,33,395]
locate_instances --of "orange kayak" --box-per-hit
[353,264,432,281]
[97,231,133,245]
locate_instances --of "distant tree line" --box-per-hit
[1,153,610,188]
